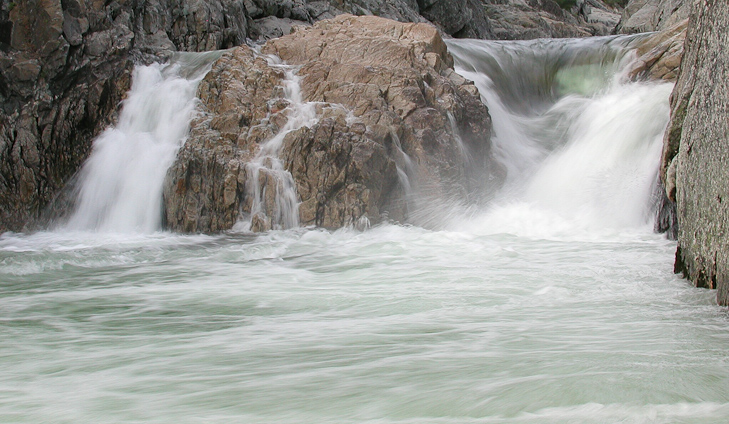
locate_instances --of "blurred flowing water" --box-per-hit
[1,36,728,423]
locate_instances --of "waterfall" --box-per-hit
[59,36,672,235]
[236,61,319,232]
[63,52,223,233]
[447,36,673,233]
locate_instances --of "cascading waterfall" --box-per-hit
[63,52,224,233]
[58,36,672,236]
[237,61,318,232]
[447,36,673,233]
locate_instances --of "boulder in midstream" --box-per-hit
[163,15,494,232]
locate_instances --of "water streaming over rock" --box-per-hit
[3,37,728,423]
[237,61,319,232]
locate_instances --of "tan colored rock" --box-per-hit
[164,15,493,232]
[163,47,289,233]
[265,15,493,228]
[626,18,687,82]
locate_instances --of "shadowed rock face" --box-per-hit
[245,0,603,41]
[659,0,729,305]
[249,0,638,43]
[164,15,493,232]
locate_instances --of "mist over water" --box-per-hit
[2,37,729,423]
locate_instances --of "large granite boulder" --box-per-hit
[164,15,493,232]
[659,0,729,305]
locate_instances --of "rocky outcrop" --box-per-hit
[0,0,249,232]
[246,0,624,42]
[617,0,689,33]
[659,0,729,305]
[625,18,686,82]
[164,15,493,232]
[485,0,620,40]
[245,0,493,40]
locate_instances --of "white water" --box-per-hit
[63,52,222,233]
[238,61,318,231]
[2,37,729,423]
[448,37,672,232]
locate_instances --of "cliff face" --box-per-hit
[245,0,620,41]
[0,0,248,232]
[660,0,729,305]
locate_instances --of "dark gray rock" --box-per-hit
[484,0,600,40]
[250,16,309,41]
[659,0,729,305]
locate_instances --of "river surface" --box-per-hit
[2,35,729,423]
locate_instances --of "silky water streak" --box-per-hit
[237,59,319,232]
[447,36,673,234]
[63,51,223,233]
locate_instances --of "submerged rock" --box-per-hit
[659,0,729,305]
[164,15,493,232]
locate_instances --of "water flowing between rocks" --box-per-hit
[1,36,728,423]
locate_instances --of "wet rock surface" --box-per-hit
[164,15,493,232]
[625,18,687,82]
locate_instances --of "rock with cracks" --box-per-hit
[163,15,493,232]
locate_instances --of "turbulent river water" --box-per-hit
[2,36,729,423]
